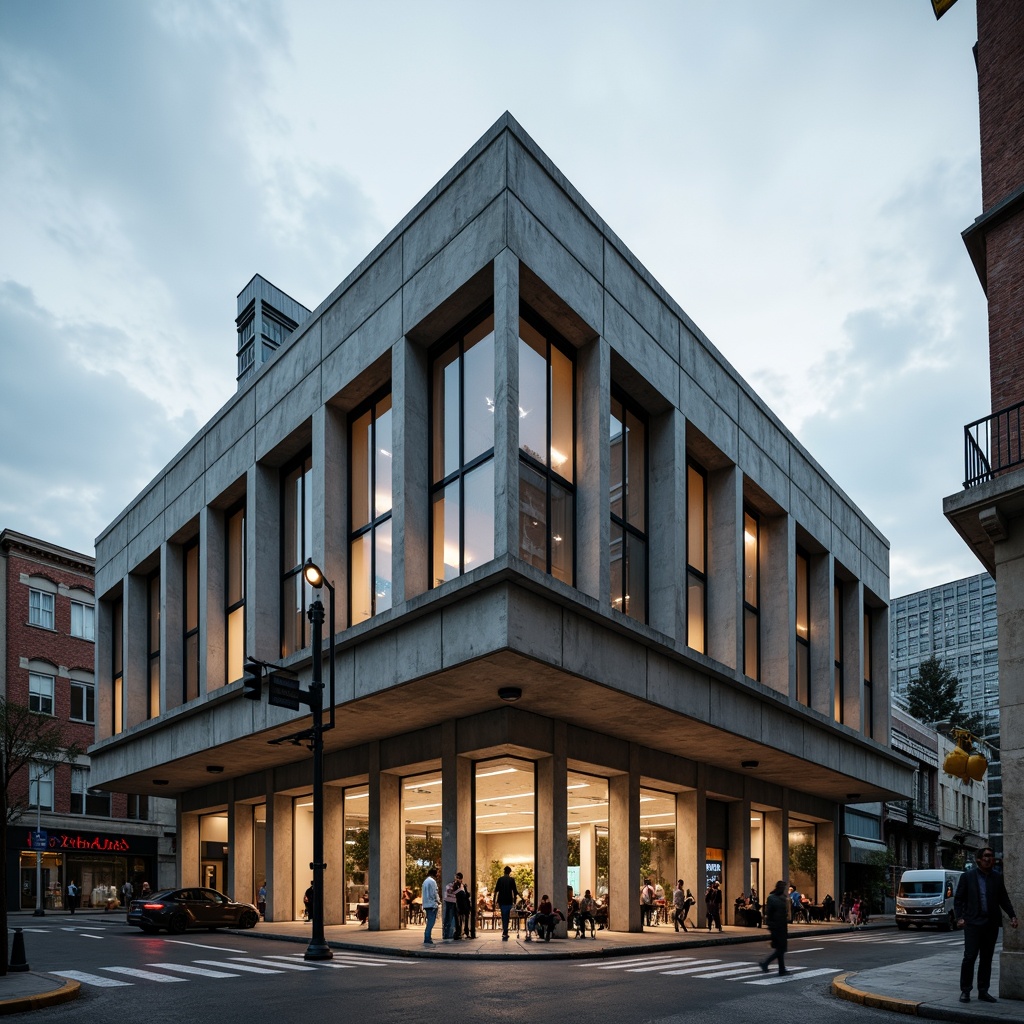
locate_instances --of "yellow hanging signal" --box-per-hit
[942,728,988,783]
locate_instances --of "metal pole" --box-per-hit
[304,599,332,961]
[33,766,44,916]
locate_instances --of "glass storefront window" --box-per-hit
[475,759,536,912]
[344,785,369,921]
[403,771,443,916]
[567,772,609,902]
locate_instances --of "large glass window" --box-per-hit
[686,462,707,653]
[70,677,95,723]
[225,504,246,686]
[743,510,760,680]
[29,589,54,629]
[518,310,574,584]
[29,763,53,811]
[183,540,200,704]
[28,672,54,715]
[112,598,123,734]
[796,549,810,706]
[70,602,95,640]
[147,572,160,718]
[350,391,393,623]
[431,312,495,586]
[403,771,443,915]
[567,772,609,903]
[833,582,844,723]
[71,767,111,817]
[609,391,647,622]
[475,758,536,911]
[863,611,874,738]
[281,452,314,656]
[640,787,676,921]
[343,786,369,916]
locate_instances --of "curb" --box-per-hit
[0,977,80,1016]
[832,972,921,1015]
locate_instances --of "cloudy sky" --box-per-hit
[1,0,989,598]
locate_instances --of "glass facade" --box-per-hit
[183,540,200,704]
[833,582,844,723]
[281,452,314,657]
[743,510,760,680]
[686,462,707,653]
[350,391,393,624]
[225,504,245,686]
[796,549,810,706]
[609,391,647,622]
[431,312,495,586]
[148,573,160,718]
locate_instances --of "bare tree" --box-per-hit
[0,696,82,976]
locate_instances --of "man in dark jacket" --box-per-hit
[954,847,1018,1003]
[493,866,520,941]
[759,880,790,975]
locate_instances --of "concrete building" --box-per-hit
[941,0,1024,1000]
[86,113,912,932]
[889,573,1001,853]
[0,529,176,912]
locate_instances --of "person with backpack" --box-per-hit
[640,878,656,926]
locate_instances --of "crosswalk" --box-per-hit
[574,953,841,986]
[50,950,418,988]
[812,933,963,947]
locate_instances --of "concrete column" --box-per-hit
[764,798,789,897]
[609,746,641,932]
[95,593,114,739]
[493,250,519,561]
[580,824,597,896]
[707,466,742,672]
[810,552,833,719]
[844,581,865,732]
[230,791,253,905]
[161,542,182,710]
[369,744,401,930]
[179,808,199,888]
[760,513,793,695]
[726,793,752,913]
[575,335,610,601]
[649,407,687,639]
[536,722,568,934]
[816,817,837,905]
[124,573,147,728]
[441,722,474,889]
[202,507,226,693]
[392,337,429,600]
[269,792,293,921]
[676,789,702,918]
[315,403,348,628]
[324,786,344,925]
[250,463,280,663]
[870,602,890,743]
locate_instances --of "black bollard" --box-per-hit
[9,927,30,972]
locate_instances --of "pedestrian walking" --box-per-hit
[705,879,723,932]
[66,880,79,914]
[955,847,1018,1003]
[493,865,520,940]
[455,880,473,939]
[421,867,440,945]
[759,880,790,975]
[121,879,133,907]
[443,872,460,940]
[672,879,689,932]
[257,881,267,920]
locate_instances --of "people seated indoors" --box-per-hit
[577,890,597,937]
[356,891,369,924]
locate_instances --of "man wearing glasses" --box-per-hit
[954,847,1018,1003]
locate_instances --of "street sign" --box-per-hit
[268,673,302,711]
[30,830,48,851]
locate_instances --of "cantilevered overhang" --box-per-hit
[87,571,913,805]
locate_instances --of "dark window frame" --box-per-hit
[609,384,648,623]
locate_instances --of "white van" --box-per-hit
[895,869,962,931]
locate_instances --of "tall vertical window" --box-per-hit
[350,390,393,624]
[71,767,110,817]
[148,572,160,718]
[796,549,810,706]
[225,504,246,685]
[28,672,55,715]
[70,678,95,723]
[833,582,844,723]
[29,763,53,811]
[281,451,314,656]
[183,540,200,703]
[431,311,495,586]
[518,310,575,584]
[112,598,123,734]
[70,602,95,640]
[126,794,150,821]
[29,589,54,629]
[687,462,707,652]
[863,611,874,738]
[743,509,760,680]
[609,390,646,621]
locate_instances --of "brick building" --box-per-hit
[1,529,175,911]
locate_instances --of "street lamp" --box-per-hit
[32,763,47,917]
[300,559,336,961]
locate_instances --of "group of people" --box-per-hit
[836,891,868,927]
[64,878,149,914]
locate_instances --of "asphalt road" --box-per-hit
[18,917,964,1024]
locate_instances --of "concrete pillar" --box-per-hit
[230,793,254,905]
[250,463,280,664]
[202,506,226,693]
[493,250,519,562]
[842,578,863,731]
[392,337,429,601]
[536,722,568,934]
[726,793,752,914]
[314,403,348,628]
[809,552,833,719]
[580,824,597,896]
[161,541,181,710]
[676,789,702,920]
[441,722,473,892]
[649,408,687,639]
[708,466,742,672]
[870,602,890,743]
[816,817,837,905]
[324,785,344,925]
[269,792,292,921]
[369,744,401,930]
[764,802,788,898]
[575,335,610,601]
[179,808,199,888]
[124,572,147,728]
[760,513,793,695]
[609,746,641,932]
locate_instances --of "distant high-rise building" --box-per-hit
[889,572,999,853]
[235,275,310,388]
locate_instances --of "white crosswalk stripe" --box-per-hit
[576,954,841,986]
[50,970,132,987]
[747,967,846,986]
[192,959,285,974]
[101,966,187,982]
[148,962,241,978]
[228,956,319,971]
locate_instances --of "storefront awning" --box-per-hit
[842,836,888,865]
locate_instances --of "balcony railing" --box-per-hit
[964,399,1024,487]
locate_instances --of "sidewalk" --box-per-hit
[3,909,1020,1020]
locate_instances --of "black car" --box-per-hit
[127,887,259,934]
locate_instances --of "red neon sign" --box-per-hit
[24,831,132,853]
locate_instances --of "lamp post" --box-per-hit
[301,559,336,962]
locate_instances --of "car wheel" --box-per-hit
[167,912,188,934]
[896,922,909,931]
[240,910,259,929]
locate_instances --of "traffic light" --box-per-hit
[242,658,264,701]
